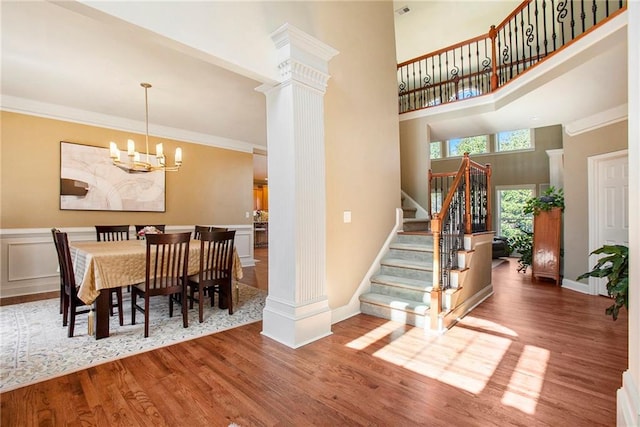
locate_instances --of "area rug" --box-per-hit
[0,283,266,392]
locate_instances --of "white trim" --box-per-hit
[587,149,628,296]
[331,208,404,324]
[545,149,564,189]
[561,278,592,294]
[565,104,628,136]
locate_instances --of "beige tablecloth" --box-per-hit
[71,239,243,305]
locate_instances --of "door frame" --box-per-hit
[587,149,628,295]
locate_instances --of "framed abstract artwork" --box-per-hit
[60,141,166,212]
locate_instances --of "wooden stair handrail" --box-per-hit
[429,153,492,331]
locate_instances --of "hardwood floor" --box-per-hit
[241,247,268,292]
[1,257,627,426]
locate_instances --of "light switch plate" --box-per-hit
[343,211,351,223]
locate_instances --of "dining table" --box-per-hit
[70,238,243,339]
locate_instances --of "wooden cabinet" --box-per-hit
[532,207,562,285]
[253,185,269,211]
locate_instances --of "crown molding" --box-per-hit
[564,104,628,136]
[1,95,257,153]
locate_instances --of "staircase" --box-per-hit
[359,199,435,327]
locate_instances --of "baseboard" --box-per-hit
[444,284,494,329]
[617,370,640,426]
[562,278,592,294]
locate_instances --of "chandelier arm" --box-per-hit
[109,82,182,173]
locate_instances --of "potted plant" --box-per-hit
[577,244,629,320]
[523,186,565,215]
[508,186,565,273]
[507,226,533,273]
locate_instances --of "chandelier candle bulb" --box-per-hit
[127,139,135,156]
[156,143,163,158]
[109,142,119,159]
[175,147,182,164]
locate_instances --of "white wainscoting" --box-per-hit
[0,225,254,299]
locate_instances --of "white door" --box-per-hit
[589,150,629,295]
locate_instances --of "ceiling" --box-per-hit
[1,1,267,152]
[1,2,629,177]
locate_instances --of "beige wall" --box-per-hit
[400,118,430,208]
[0,112,253,228]
[563,120,628,283]
[307,2,401,308]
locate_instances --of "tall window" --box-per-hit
[430,141,442,159]
[496,129,533,152]
[496,185,536,239]
[447,135,488,157]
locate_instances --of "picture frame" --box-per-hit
[60,141,166,212]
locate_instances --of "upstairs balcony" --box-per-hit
[398,0,627,115]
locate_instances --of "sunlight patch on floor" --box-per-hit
[346,316,548,410]
[457,315,519,337]
[345,321,407,350]
[501,344,550,414]
[372,326,511,394]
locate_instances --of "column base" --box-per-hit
[261,296,332,348]
[617,370,640,427]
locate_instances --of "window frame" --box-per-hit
[430,141,443,160]
[446,134,489,158]
[495,184,537,237]
[494,128,535,153]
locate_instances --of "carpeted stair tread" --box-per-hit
[389,242,434,253]
[360,292,430,315]
[381,257,432,271]
[371,274,432,290]
[402,218,431,232]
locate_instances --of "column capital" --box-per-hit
[270,23,338,90]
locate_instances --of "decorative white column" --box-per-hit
[257,24,338,348]
[546,149,564,189]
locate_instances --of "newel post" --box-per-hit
[485,163,492,231]
[463,153,472,234]
[430,214,442,331]
[427,169,433,218]
[489,25,498,92]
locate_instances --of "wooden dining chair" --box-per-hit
[187,230,236,322]
[95,225,130,242]
[131,232,191,337]
[53,230,93,337]
[135,224,166,240]
[51,228,65,314]
[94,225,126,324]
[193,225,211,240]
[51,229,124,337]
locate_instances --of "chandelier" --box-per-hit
[109,83,182,173]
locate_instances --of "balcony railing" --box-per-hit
[398,0,626,113]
